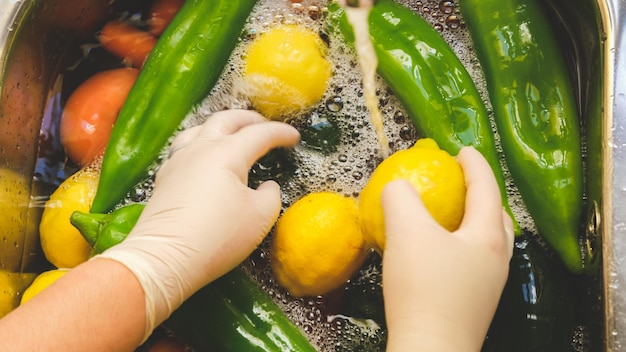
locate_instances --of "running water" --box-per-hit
[339,0,391,158]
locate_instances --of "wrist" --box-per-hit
[386,314,482,352]
[94,240,192,342]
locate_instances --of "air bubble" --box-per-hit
[308,6,321,20]
[399,126,416,140]
[445,14,461,29]
[439,1,454,14]
[393,110,406,124]
[326,96,344,112]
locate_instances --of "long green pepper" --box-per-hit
[459,0,584,273]
[90,0,258,214]
[327,0,520,234]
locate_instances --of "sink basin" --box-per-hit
[0,0,619,350]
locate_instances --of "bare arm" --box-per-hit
[0,258,145,351]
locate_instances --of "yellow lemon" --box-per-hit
[20,268,69,305]
[0,168,40,272]
[0,270,36,318]
[40,166,99,268]
[359,138,466,252]
[270,191,367,297]
[243,24,332,120]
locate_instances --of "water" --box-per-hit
[338,0,390,158]
[186,1,487,350]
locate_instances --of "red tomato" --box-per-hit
[60,67,139,166]
[149,0,185,36]
[99,20,157,68]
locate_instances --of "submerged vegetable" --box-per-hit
[148,0,185,36]
[165,267,318,352]
[90,0,259,214]
[327,0,520,234]
[483,235,576,351]
[460,0,584,273]
[99,20,157,68]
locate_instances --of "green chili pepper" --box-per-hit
[327,0,520,235]
[165,267,318,352]
[70,203,317,351]
[90,0,258,214]
[459,0,584,273]
[70,203,145,255]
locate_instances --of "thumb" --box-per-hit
[251,180,283,236]
[381,179,443,248]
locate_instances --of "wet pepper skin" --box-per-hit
[460,0,584,273]
[70,203,146,255]
[328,0,520,234]
[90,0,258,214]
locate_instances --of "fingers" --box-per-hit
[250,180,283,238]
[170,110,264,150]
[230,121,300,168]
[502,209,515,258]
[198,109,267,137]
[381,179,443,247]
[456,147,504,238]
[169,109,300,169]
[169,126,200,153]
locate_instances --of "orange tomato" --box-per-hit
[99,20,157,68]
[149,0,185,36]
[60,67,139,166]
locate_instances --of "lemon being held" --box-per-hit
[359,138,466,252]
[270,191,367,297]
[243,24,332,120]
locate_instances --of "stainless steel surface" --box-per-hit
[0,0,619,349]
[604,0,626,350]
[0,0,111,272]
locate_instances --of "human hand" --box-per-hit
[380,147,514,351]
[96,109,300,339]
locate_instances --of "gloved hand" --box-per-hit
[381,147,514,351]
[95,109,300,340]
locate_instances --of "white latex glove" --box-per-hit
[381,147,515,351]
[96,109,300,340]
